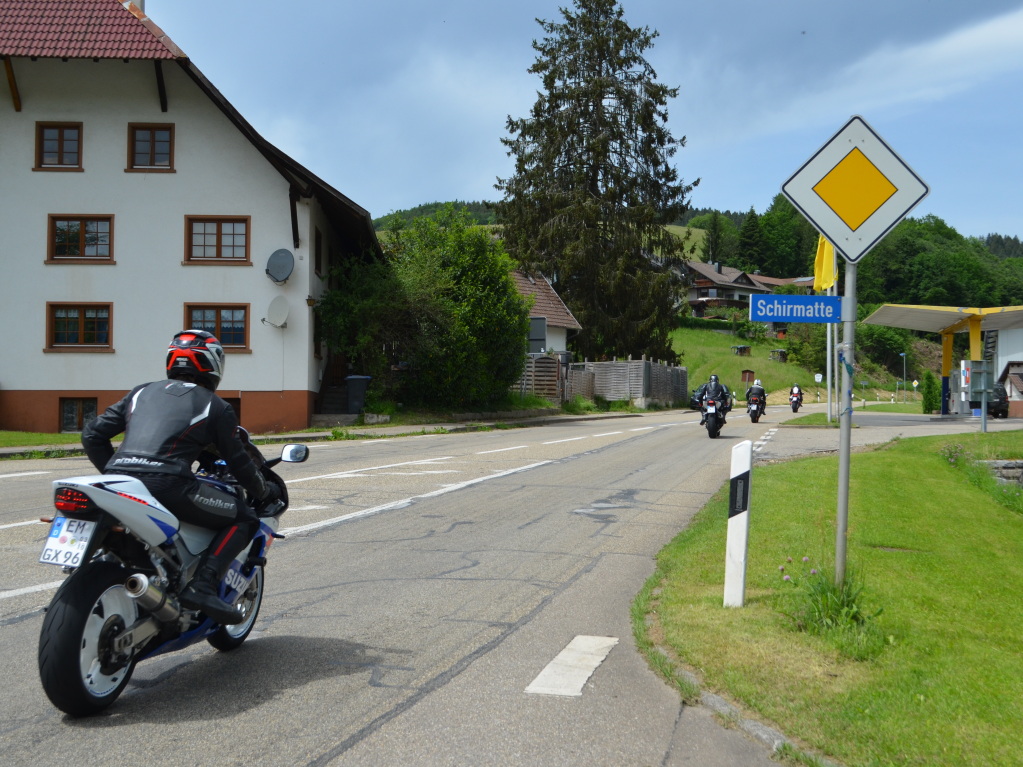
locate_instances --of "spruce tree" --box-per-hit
[736,206,764,273]
[494,0,697,362]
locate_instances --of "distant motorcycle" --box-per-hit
[36,433,308,716]
[704,397,725,438]
[748,394,765,423]
[790,393,803,412]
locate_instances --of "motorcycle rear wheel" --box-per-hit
[38,561,139,716]
[208,565,263,651]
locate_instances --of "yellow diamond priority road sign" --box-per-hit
[782,116,928,263]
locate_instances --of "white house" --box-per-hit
[0,0,379,434]
[511,270,581,355]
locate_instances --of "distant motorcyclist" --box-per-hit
[745,379,767,405]
[789,383,804,407]
[695,374,731,425]
[82,330,281,625]
[746,379,767,416]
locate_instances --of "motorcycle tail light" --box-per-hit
[54,487,97,515]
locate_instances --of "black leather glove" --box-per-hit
[262,482,282,505]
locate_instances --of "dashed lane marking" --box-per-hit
[525,635,619,697]
[753,428,779,452]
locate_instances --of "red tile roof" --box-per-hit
[512,271,582,330]
[0,0,184,59]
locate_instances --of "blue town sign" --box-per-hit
[749,294,841,324]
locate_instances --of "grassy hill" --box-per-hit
[673,327,820,400]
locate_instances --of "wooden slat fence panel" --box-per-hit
[514,356,687,406]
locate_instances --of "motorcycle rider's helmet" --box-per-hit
[754,379,762,387]
[166,330,225,390]
[709,374,719,384]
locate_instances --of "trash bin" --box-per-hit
[345,375,371,414]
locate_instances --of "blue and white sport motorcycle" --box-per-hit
[36,436,308,716]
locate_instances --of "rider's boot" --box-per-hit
[180,524,250,625]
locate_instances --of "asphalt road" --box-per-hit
[0,405,1014,766]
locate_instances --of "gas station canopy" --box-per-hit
[862,305,1023,403]
[862,305,1023,335]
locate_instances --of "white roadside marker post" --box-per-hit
[724,440,753,607]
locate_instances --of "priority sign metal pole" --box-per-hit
[835,262,856,587]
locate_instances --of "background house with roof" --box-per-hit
[511,270,582,355]
[683,261,772,318]
[0,0,379,434]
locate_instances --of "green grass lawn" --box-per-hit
[635,430,1023,766]
[0,431,83,449]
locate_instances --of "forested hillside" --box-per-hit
[373,201,495,229]
[374,199,1022,307]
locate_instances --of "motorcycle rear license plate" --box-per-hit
[705,404,717,413]
[39,516,96,568]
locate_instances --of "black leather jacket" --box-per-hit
[745,385,766,402]
[82,380,268,499]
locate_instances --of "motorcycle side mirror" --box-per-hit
[280,444,309,463]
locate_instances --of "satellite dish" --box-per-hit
[266,249,294,284]
[262,295,289,328]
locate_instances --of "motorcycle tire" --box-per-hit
[751,412,760,423]
[38,560,139,716]
[207,565,263,651]
[706,417,720,438]
[791,403,800,412]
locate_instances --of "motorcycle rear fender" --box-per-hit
[52,475,179,547]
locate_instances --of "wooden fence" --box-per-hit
[514,355,687,407]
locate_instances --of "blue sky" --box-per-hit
[150,0,1023,238]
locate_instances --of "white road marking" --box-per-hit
[477,445,528,454]
[591,431,622,437]
[753,428,779,452]
[0,471,50,479]
[0,580,64,601]
[286,505,329,512]
[525,635,619,697]
[281,462,550,536]
[0,519,46,531]
[629,426,656,432]
[542,436,586,444]
[288,457,454,483]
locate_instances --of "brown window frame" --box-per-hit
[34,122,84,171]
[184,304,251,351]
[126,123,175,172]
[46,215,115,264]
[184,216,251,264]
[60,397,98,432]
[45,302,114,353]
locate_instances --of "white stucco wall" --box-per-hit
[996,328,1023,376]
[0,59,319,395]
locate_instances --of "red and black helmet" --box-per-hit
[166,330,225,390]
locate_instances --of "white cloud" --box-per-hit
[690,5,1023,148]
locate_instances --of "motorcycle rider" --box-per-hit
[745,378,767,415]
[695,374,731,425]
[790,383,804,407]
[82,330,280,625]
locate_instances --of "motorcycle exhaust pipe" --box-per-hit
[125,573,180,622]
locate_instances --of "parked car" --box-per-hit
[990,383,1009,418]
[970,382,1009,418]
